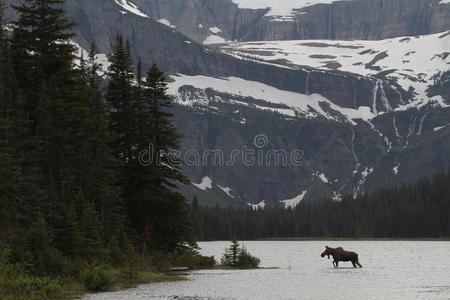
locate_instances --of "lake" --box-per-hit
[84,241,450,299]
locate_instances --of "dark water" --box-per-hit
[84,241,450,300]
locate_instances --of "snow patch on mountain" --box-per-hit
[193,176,213,190]
[280,190,308,209]
[314,171,329,183]
[393,164,400,175]
[168,74,376,122]
[158,19,176,28]
[114,0,149,18]
[218,185,235,198]
[434,124,449,131]
[209,27,222,34]
[248,200,266,210]
[203,35,226,44]
[395,95,450,112]
[231,0,351,19]
[332,191,342,201]
[353,167,373,198]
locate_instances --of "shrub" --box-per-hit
[81,265,114,292]
[62,257,90,280]
[221,240,260,268]
[170,249,216,269]
[191,253,216,268]
[148,251,171,272]
[236,247,260,268]
[0,260,65,300]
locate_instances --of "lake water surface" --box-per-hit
[85,241,450,300]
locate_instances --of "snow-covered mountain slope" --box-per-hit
[222,31,450,102]
[168,74,375,123]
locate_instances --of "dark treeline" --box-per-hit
[192,171,450,240]
[0,0,197,297]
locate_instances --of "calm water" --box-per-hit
[85,241,450,300]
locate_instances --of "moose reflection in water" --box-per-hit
[321,246,363,268]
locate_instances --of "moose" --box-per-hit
[321,246,362,268]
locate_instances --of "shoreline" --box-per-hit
[198,237,450,242]
[76,271,185,299]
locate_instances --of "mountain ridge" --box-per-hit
[3,0,449,206]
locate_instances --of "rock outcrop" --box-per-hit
[133,0,450,43]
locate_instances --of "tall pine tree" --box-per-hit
[140,64,194,251]
[82,42,125,237]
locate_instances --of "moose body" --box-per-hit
[321,246,362,268]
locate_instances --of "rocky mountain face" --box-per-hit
[242,0,450,41]
[171,86,450,205]
[132,0,266,43]
[132,0,450,43]
[3,0,449,206]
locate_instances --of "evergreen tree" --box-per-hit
[221,239,240,266]
[106,34,136,162]
[83,41,125,237]
[9,0,80,221]
[0,4,22,230]
[60,190,103,261]
[138,64,194,251]
[106,39,194,251]
[0,3,14,121]
[61,199,82,257]
[0,120,22,232]
[10,0,75,117]
[78,197,104,261]
[9,218,64,277]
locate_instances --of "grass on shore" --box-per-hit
[67,269,185,299]
[92,270,181,290]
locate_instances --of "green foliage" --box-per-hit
[191,253,216,268]
[8,218,65,277]
[81,265,114,292]
[0,120,22,231]
[107,227,135,267]
[170,249,216,269]
[221,239,240,266]
[147,250,215,272]
[147,251,172,272]
[0,259,65,300]
[237,247,260,268]
[60,192,105,262]
[61,257,90,280]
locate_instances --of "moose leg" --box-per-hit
[351,261,357,268]
[356,260,362,268]
[334,261,339,268]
